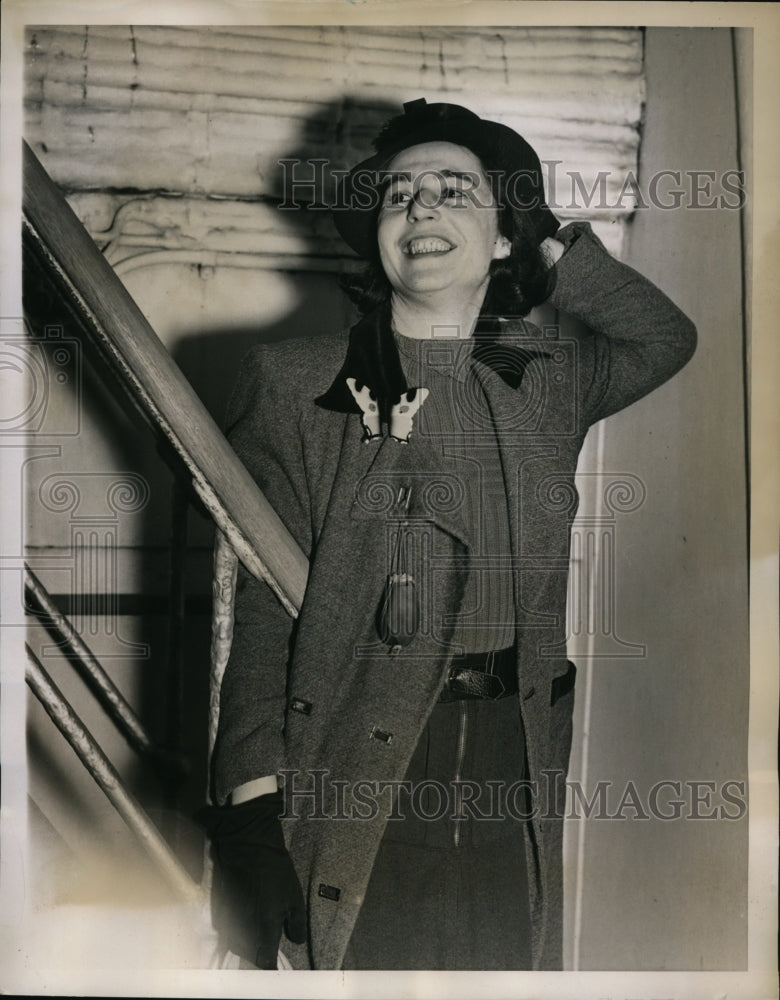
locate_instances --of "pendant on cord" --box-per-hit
[376,487,420,652]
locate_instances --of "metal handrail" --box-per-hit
[25,645,200,902]
[24,564,189,779]
[22,139,308,618]
[25,565,164,763]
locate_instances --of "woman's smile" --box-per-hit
[403,235,457,256]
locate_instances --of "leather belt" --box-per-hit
[438,646,518,702]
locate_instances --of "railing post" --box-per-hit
[164,480,190,850]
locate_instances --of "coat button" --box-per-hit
[318,883,341,902]
[370,725,393,745]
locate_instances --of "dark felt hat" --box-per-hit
[332,98,559,259]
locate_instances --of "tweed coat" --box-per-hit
[212,222,697,970]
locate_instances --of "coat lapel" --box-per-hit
[470,343,557,756]
[470,334,558,617]
[346,420,474,549]
[322,318,559,576]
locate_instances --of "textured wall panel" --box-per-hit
[25,25,645,268]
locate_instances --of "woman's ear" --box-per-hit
[492,235,512,260]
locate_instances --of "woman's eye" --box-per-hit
[445,187,467,201]
[385,190,411,206]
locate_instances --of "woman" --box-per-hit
[200,99,697,971]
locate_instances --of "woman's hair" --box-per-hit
[339,142,556,320]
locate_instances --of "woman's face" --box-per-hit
[376,141,508,307]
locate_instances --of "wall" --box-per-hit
[563,27,749,970]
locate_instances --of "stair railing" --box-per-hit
[22,140,310,909]
[22,139,308,619]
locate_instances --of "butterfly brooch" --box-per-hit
[346,378,429,444]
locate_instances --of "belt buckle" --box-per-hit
[438,648,515,702]
[486,673,506,700]
[445,666,507,701]
[477,649,507,700]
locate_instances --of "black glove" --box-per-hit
[197,791,307,969]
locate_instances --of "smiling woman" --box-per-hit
[376,143,508,328]
[203,97,697,971]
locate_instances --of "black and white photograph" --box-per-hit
[0,2,777,997]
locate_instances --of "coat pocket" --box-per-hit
[548,660,577,781]
[550,659,576,707]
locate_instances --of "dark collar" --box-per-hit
[315,301,404,424]
[315,302,549,422]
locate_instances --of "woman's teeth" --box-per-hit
[405,237,453,256]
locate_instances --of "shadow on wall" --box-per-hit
[22,247,210,879]
[170,96,403,426]
[24,93,487,892]
[160,96,405,820]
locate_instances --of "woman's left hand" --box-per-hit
[541,236,566,265]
